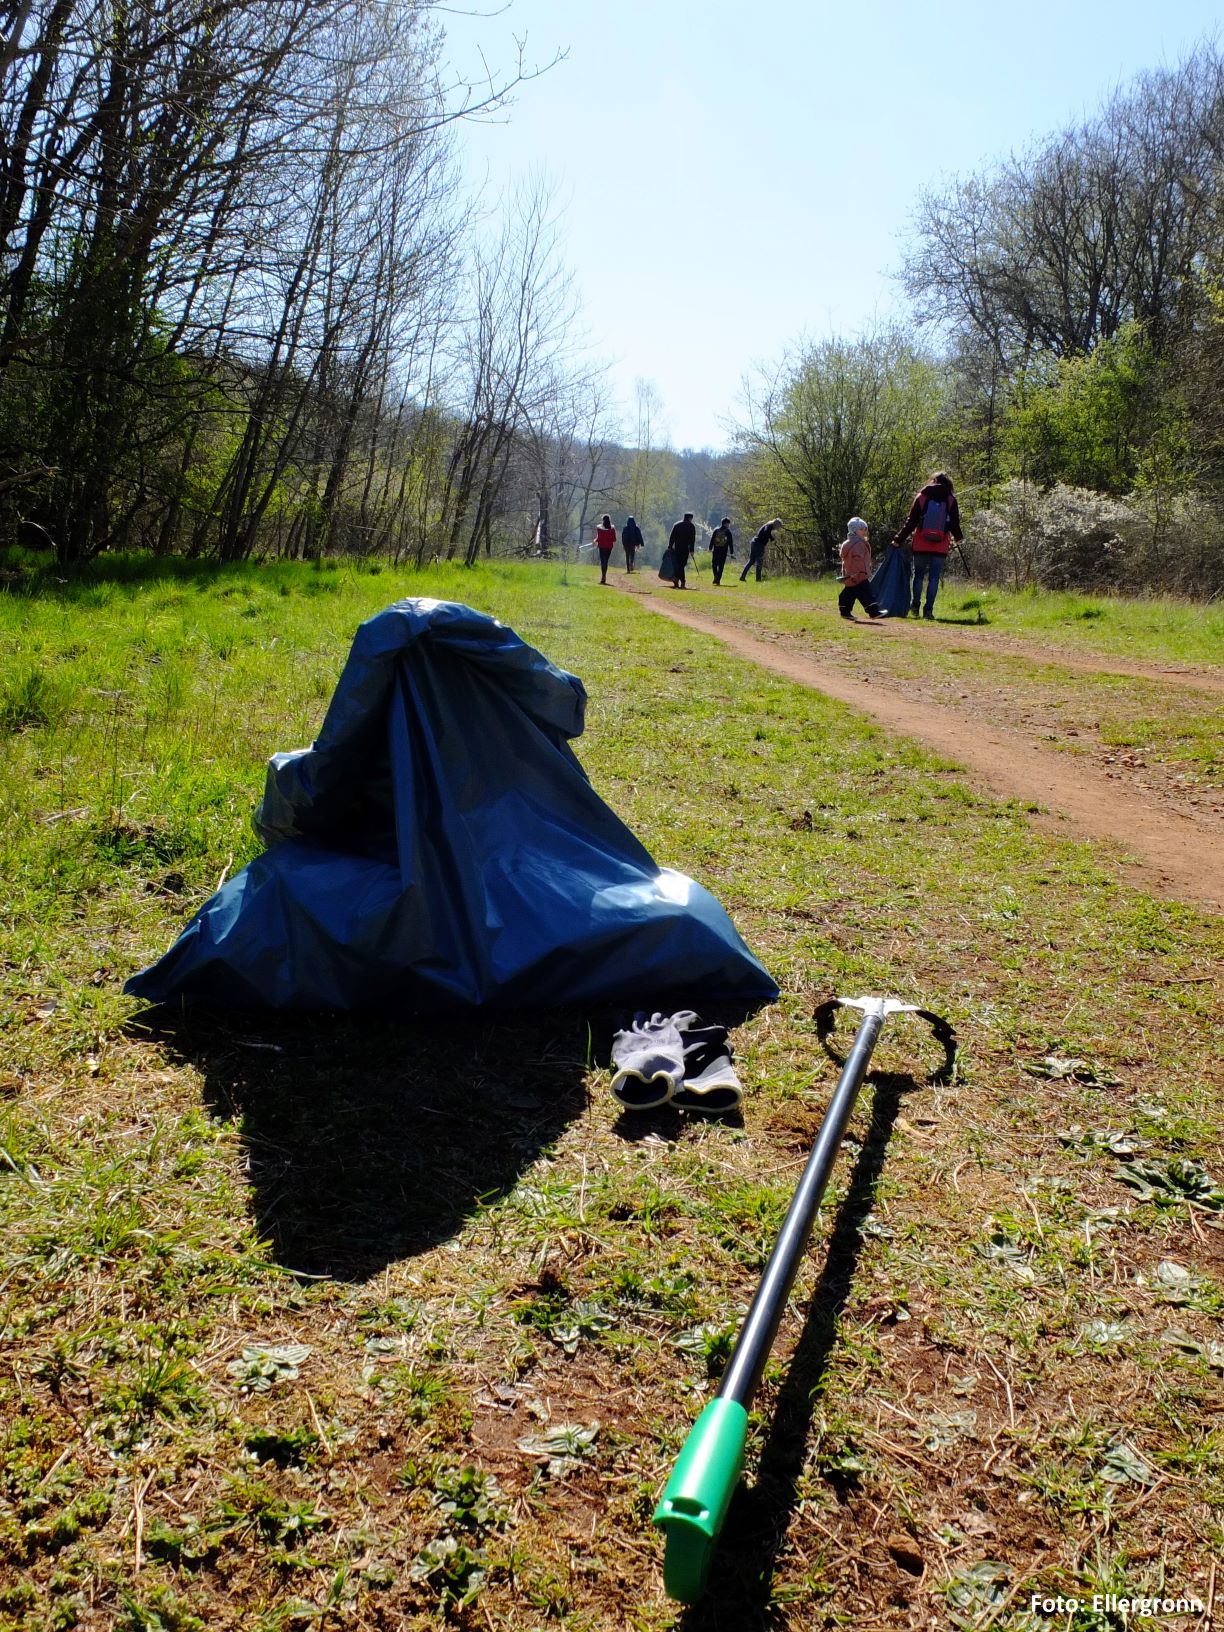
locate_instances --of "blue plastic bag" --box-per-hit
[870,545,912,616]
[125,599,777,1013]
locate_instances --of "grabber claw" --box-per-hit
[815,994,958,1081]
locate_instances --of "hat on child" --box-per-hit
[847,517,869,536]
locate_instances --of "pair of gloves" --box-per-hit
[610,1011,742,1114]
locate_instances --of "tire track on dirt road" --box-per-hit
[632,590,1224,916]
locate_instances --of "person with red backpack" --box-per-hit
[890,472,962,619]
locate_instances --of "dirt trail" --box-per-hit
[701,586,1224,694]
[629,588,1224,916]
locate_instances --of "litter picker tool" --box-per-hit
[652,994,957,1604]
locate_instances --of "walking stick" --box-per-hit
[652,995,957,1603]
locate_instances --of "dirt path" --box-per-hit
[686,585,1224,694]
[629,588,1224,916]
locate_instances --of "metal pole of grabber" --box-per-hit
[652,995,956,1604]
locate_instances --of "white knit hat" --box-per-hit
[847,516,869,536]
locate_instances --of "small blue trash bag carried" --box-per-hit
[125,599,778,1013]
[869,545,911,616]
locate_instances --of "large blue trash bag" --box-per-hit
[870,545,911,616]
[125,599,778,1013]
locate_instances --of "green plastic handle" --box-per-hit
[653,1397,749,1603]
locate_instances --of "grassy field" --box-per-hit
[1,556,1221,1631]
[641,573,1224,813]
[727,572,1224,667]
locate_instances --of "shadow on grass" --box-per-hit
[135,1008,594,1281]
[0,545,413,601]
[676,1065,918,1631]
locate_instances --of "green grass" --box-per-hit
[0,555,1220,1630]
[728,570,1224,666]
[648,572,1224,794]
[954,583,1224,663]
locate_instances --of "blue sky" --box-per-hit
[442,1,1221,451]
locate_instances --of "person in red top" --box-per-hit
[593,515,617,584]
[891,472,962,619]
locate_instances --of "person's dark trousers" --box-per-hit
[740,549,764,582]
[838,581,882,618]
[911,551,945,615]
[624,548,636,573]
[598,546,613,583]
[674,558,687,588]
[710,546,728,583]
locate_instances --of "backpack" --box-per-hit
[919,495,948,543]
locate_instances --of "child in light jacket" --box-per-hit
[837,518,886,620]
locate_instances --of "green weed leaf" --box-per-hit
[1081,1319,1128,1349]
[517,1421,600,1477]
[946,1560,1009,1624]
[226,1343,311,1392]
[409,1534,488,1606]
[1100,1440,1155,1485]
[980,1226,1035,1280]
[1022,1055,1118,1085]
[1116,1158,1224,1209]
[1059,1126,1140,1157]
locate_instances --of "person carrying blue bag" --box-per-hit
[890,471,963,619]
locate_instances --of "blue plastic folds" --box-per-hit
[125,599,777,1013]
[870,546,912,616]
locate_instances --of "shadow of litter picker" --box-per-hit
[676,1008,956,1630]
[129,1007,593,1282]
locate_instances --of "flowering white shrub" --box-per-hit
[968,482,1224,595]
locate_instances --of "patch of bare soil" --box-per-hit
[630,588,1224,916]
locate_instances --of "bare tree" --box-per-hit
[0,0,562,563]
[904,45,1222,373]
[432,177,579,564]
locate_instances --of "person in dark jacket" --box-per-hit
[622,516,644,573]
[891,472,962,619]
[709,517,734,584]
[740,518,781,582]
[667,512,697,588]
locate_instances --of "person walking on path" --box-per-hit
[594,515,617,584]
[709,517,734,584]
[837,517,886,620]
[740,517,782,582]
[667,512,697,588]
[622,516,644,573]
[890,472,962,619]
